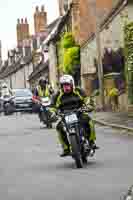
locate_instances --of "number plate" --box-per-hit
[65,113,78,124]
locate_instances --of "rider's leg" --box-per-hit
[80,113,96,147]
[56,121,70,156]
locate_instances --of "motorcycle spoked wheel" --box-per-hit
[70,135,83,168]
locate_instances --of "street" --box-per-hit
[0,114,132,199]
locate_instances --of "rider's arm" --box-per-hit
[50,91,60,113]
[32,88,41,102]
[45,86,50,97]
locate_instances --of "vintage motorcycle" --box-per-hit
[1,95,15,115]
[58,107,99,168]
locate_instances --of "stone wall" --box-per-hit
[77,0,113,45]
[3,62,33,89]
[81,2,129,111]
[48,43,58,89]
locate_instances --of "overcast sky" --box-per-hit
[0,0,59,60]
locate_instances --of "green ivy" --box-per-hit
[124,22,133,68]
[124,22,133,104]
[63,46,80,74]
[61,32,75,49]
[60,32,80,74]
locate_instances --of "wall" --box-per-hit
[24,63,33,88]
[75,0,113,45]
[81,3,129,110]
[81,38,97,95]
[3,62,33,89]
[48,43,58,89]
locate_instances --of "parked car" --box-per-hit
[13,89,33,112]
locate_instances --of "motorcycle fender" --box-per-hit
[68,128,77,136]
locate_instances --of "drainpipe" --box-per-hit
[24,66,26,88]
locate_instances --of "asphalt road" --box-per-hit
[0,113,133,200]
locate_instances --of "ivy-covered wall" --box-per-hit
[124,22,133,104]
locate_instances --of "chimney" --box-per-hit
[23,18,30,41]
[21,18,24,23]
[16,17,30,47]
[16,18,22,47]
[34,5,47,35]
[17,18,20,24]
[25,17,28,24]
[58,0,64,16]
[41,5,45,12]
[35,6,39,12]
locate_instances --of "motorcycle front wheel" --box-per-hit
[70,135,83,168]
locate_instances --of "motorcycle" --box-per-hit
[1,95,15,115]
[58,107,99,168]
[39,97,53,128]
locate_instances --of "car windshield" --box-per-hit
[14,90,32,97]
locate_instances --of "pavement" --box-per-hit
[93,112,133,133]
[0,113,133,199]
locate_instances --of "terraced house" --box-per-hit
[0,5,49,89]
[51,0,133,112]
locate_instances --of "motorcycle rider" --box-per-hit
[0,83,13,97]
[51,74,97,157]
[0,83,14,112]
[33,78,50,123]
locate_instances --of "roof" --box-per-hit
[41,17,63,48]
[0,55,32,79]
[41,10,70,47]
[48,10,70,43]
[47,18,60,33]
[28,59,49,81]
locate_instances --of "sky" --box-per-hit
[0,0,59,60]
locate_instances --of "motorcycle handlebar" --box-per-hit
[57,107,93,117]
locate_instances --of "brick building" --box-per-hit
[34,5,47,36]
[77,0,112,45]
[57,0,113,45]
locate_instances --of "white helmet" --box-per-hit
[60,74,75,88]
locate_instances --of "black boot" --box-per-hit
[89,141,99,150]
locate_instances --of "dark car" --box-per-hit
[13,89,33,112]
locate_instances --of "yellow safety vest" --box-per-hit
[38,85,49,97]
